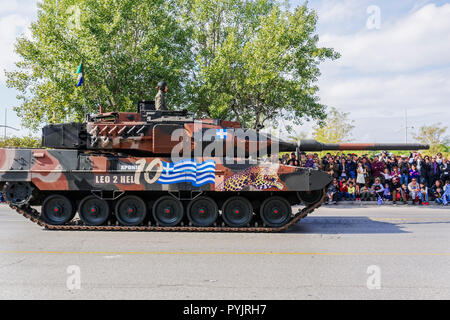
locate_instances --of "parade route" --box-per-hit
[0,204,449,299]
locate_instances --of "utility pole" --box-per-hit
[2,109,19,138]
[404,109,415,144]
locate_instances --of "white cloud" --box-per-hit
[306,2,450,143]
[319,69,450,117]
[0,0,39,15]
[316,0,363,25]
[0,0,38,84]
[319,3,450,73]
[0,14,32,83]
[0,1,20,14]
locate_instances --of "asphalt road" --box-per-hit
[0,203,449,300]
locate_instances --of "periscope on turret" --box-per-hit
[0,100,429,231]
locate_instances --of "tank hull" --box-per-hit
[1,148,331,232]
[0,148,331,193]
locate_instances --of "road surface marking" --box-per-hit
[0,250,450,256]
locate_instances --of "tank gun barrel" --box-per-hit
[296,139,429,152]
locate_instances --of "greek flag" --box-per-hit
[216,129,227,140]
[76,63,84,87]
[157,159,216,187]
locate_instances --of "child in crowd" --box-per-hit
[401,184,409,204]
[409,164,420,182]
[382,168,392,184]
[383,183,391,201]
[356,162,366,188]
[347,182,356,201]
[418,183,429,205]
[360,185,372,201]
[371,178,385,201]
[326,180,338,204]
[391,167,401,180]
[340,181,348,201]
[434,185,443,204]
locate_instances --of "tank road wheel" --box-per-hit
[3,182,34,207]
[152,196,184,227]
[260,196,292,227]
[78,196,110,226]
[115,195,147,226]
[42,195,75,225]
[221,196,253,227]
[187,196,218,227]
[298,189,324,205]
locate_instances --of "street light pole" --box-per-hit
[405,109,407,144]
[2,109,19,138]
[404,109,415,144]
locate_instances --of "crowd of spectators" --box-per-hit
[279,151,450,206]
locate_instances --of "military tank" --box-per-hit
[0,101,429,232]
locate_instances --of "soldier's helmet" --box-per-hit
[157,81,167,90]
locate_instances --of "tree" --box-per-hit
[412,123,449,154]
[0,135,41,148]
[7,0,339,133]
[312,107,355,143]
[6,0,192,131]
[182,0,339,129]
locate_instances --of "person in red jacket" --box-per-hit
[339,181,348,201]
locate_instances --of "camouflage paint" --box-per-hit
[0,148,331,192]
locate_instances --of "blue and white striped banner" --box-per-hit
[157,159,216,186]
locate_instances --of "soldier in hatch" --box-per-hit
[155,81,168,110]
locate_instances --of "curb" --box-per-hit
[323,200,449,208]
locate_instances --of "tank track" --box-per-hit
[5,190,325,233]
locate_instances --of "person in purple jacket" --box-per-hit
[303,153,315,168]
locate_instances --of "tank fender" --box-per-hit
[0,148,32,182]
[281,168,332,192]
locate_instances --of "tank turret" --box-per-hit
[42,102,429,156]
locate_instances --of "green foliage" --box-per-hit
[442,144,450,153]
[6,0,337,132]
[6,0,192,131]
[412,123,449,155]
[0,135,41,148]
[312,107,355,143]
[183,0,339,129]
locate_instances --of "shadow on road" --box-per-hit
[287,216,408,234]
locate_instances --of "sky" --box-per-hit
[0,0,449,143]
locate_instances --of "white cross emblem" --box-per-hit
[216,129,227,140]
[164,162,171,173]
